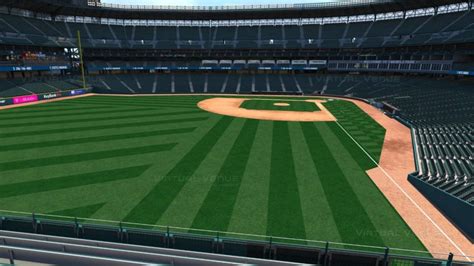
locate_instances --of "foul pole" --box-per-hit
[76,30,86,89]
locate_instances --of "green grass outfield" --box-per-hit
[0,95,425,252]
[240,99,320,112]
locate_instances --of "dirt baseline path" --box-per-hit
[197,97,336,122]
[347,99,473,261]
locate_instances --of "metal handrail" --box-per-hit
[90,0,390,11]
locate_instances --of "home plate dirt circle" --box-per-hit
[274,102,290,107]
[197,97,337,122]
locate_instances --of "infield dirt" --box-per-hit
[197,97,336,122]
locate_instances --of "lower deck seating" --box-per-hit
[414,125,473,204]
[0,77,83,98]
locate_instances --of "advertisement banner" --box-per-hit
[0,88,90,107]
[69,89,86,96]
[39,92,61,100]
[449,70,474,76]
[88,65,324,72]
[13,95,38,104]
[309,60,327,65]
[0,98,13,106]
[0,65,70,72]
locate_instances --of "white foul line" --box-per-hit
[334,120,471,262]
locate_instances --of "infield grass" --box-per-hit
[240,99,320,112]
[0,95,425,253]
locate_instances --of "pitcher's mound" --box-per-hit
[274,102,290,107]
[198,97,336,122]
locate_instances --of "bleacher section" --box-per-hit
[0,10,473,49]
[89,73,311,94]
[0,77,83,98]
[414,125,473,203]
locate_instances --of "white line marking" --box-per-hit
[334,120,471,262]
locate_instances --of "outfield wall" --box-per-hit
[0,89,91,108]
[408,174,474,242]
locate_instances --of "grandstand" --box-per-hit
[0,7,474,49]
[0,0,473,265]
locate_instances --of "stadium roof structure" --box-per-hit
[2,0,471,20]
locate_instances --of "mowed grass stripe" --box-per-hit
[324,101,385,162]
[320,123,425,250]
[124,116,234,224]
[65,99,196,109]
[72,99,198,107]
[226,121,272,237]
[2,107,154,126]
[75,97,201,105]
[79,96,205,103]
[0,143,176,172]
[0,106,155,121]
[300,122,385,246]
[326,123,377,170]
[3,110,202,128]
[267,122,306,240]
[288,122,342,243]
[156,119,245,229]
[241,100,319,112]
[148,98,207,103]
[0,116,208,138]
[191,119,259,231]
[0,165,150,198]
[48,203,106,219]
[0,106,115,116]
[0,127,196,151]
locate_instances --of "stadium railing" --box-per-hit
[0,210,472,265]
[91,0,387,11]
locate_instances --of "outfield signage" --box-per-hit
[39,92,61,100]
[0,65,70,72]
[341,60,452,65]
[0,99,12,106]
[449,70,474,76]
[309,60,327,65]
[276,60,290,65]
[0,89,91,107]
[291,60,308,65]
[69,89,86,96]
[89,65,323,71]
[13,95,38,104]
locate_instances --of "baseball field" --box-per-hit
[0,95,426,252]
